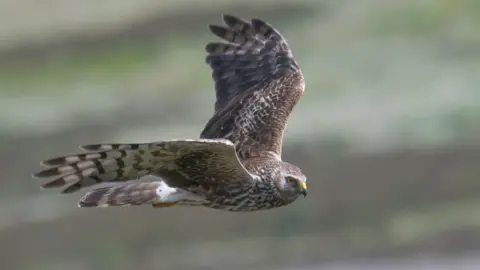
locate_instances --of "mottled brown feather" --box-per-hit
[78,182,160,207]
[202,14,304,158]
[33,139,256,194]
[32,14,307,212]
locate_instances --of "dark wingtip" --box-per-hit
[222,14,238,25]
[40,157,67,167]
[33,167,59,178]
[41,178,66,189]
[205,42,216,53]
[208,25,228,39]
[251,18,271,32]
[79,144,100,151]
[207,24,217,32]
[250,18,267,25]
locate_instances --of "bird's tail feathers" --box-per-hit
[78,182,160,208]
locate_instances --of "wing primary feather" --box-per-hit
[201,14,304,158]
[34,139,256,193]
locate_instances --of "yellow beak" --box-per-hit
[300,182,307,197]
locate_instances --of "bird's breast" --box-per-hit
[203,181,287,211]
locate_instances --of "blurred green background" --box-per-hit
[1,0,479,269]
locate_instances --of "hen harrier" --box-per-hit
[33,14,307,212]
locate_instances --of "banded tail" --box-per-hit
[78,182,161,208]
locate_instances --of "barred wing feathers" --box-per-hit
[201,14,304,158]
[33,139,257,194]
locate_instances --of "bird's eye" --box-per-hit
[286,177,295,184]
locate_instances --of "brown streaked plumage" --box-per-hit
[32,14,307,212]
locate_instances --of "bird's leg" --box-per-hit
[152,181,206,208]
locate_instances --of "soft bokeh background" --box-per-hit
[1,0,479,269]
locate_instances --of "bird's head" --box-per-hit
[274,162,307,202]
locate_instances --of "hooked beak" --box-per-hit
[300,182,307,197]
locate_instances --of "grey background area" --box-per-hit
[0,0,479,269]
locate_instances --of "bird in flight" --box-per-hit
[33,14,307,212]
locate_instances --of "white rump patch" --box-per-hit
[155,181,178,202]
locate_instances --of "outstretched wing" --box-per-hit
[201,14,304,159]
[33,139,257,194]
